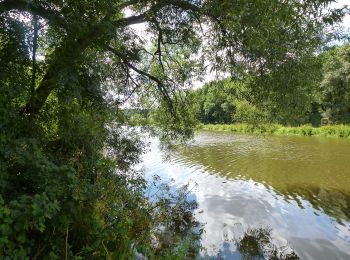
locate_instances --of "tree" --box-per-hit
[0,0,345,258]
[321,43,350,123]
[243,55,324,126]
[193,54,324,126]
[194,79,236,124]
[0,0,343,117]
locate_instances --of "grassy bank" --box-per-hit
[198,123,350,138]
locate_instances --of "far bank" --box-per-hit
[197,124,350,138]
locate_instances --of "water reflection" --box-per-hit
[179,132,350,223]
[141,133,350,259]
[201,225,300,260]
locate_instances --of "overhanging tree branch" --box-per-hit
[15,0,203,116]
[107,46,176,115]
[0,0,66,27]
[115,13,146,26]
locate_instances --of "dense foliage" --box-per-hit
[194,79,236,124]
[193,43,350,127]
[321,43,350,123]
[0,0,346,258]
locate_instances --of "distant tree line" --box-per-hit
[192,43,350,126]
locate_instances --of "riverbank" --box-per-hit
[197,123,350,138]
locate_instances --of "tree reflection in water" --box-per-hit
[238,227,299,260]
[204,225,300,260]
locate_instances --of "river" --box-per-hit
[141,131,350,259]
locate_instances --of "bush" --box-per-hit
[0,95,201,259]
[234,100,269,125]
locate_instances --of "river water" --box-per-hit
[141,131,350,259]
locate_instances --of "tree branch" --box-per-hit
[0,0,66,26]
[0,0,146,28]
[116,0,202,27]
[115,13,146,26]
[107,46,175,115]
[14,0,203,116]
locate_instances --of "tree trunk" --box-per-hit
[30,15,38,98]
[24,28,101,116]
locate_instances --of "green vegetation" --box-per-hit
[192,43,350,127]
[190,43,350,139]
[321,44,350,123]
[0,0,347,258]
[199,124,350,138]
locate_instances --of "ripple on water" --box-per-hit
[142,132,350,259]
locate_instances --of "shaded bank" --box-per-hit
[198,124,350,138]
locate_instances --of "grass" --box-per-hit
[197,123,350,138]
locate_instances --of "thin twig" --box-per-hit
[65,227,69,260]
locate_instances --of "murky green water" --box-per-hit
[142,131,350,259]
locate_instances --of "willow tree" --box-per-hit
[0,0,346,258]
[1,0,344,116]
